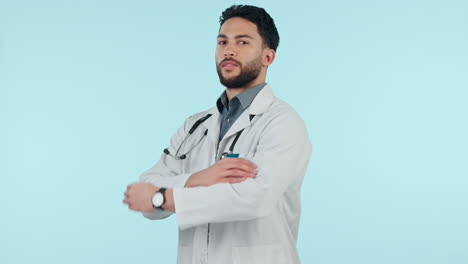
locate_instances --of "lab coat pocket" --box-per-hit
[232,244,287,264]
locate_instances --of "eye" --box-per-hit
[239,41,248,45]
[218,40,227,45]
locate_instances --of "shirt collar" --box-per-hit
[216,82,266,113]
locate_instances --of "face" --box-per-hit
[216,17,270,89]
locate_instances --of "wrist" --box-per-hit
[151,187,166,210]
[161,188,175,212]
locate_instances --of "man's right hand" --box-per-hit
[184,157,258,187]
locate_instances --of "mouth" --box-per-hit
[221,60,239,70]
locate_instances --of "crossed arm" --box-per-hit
[123,110,311,229]
[122,157,258,213]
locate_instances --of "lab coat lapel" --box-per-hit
[220,84,275,141]
[201,107,221,145]
[221,110,251,141]
[248,84,274,116]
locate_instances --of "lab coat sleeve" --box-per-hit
[139,115,196,220]
[173,110,312,230]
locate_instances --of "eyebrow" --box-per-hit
[217,34,254,39]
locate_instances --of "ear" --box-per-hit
[262,48,276,67]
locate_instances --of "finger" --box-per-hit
[223,157,256,167]
[225,168,257,178]
[222,177,249,184]
[222,158,257,172]
[237,158,258,168]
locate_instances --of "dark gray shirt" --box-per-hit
[216,82,266,141]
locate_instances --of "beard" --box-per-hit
[216,55,262,89]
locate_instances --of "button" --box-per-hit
[227,118,232,123]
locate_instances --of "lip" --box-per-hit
[221,60,239,69]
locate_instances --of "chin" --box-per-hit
[223,73,239,80]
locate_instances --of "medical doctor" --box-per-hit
[123,5,312,264]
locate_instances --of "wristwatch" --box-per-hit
[152,188,167,210]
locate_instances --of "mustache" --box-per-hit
[219,58,242,67]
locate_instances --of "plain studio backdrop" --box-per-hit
[1,0,467,263]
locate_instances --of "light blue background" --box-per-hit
[2,0,467,263]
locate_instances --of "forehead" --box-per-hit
[218,17,260,39]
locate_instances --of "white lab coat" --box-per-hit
[140,84,312,264]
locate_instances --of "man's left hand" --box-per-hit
[123,183,158,212]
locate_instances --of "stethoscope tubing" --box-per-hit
[164,114,255,160]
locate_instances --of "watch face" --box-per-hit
[152,192,164,207]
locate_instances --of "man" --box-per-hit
[123,5,312,264]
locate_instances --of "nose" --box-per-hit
[224,44,237,57]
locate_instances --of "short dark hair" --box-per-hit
[219,5,280,52]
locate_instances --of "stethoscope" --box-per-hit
[163,113,255,160]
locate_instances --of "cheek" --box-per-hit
[215,53,223,64]
[215,47,224,57]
